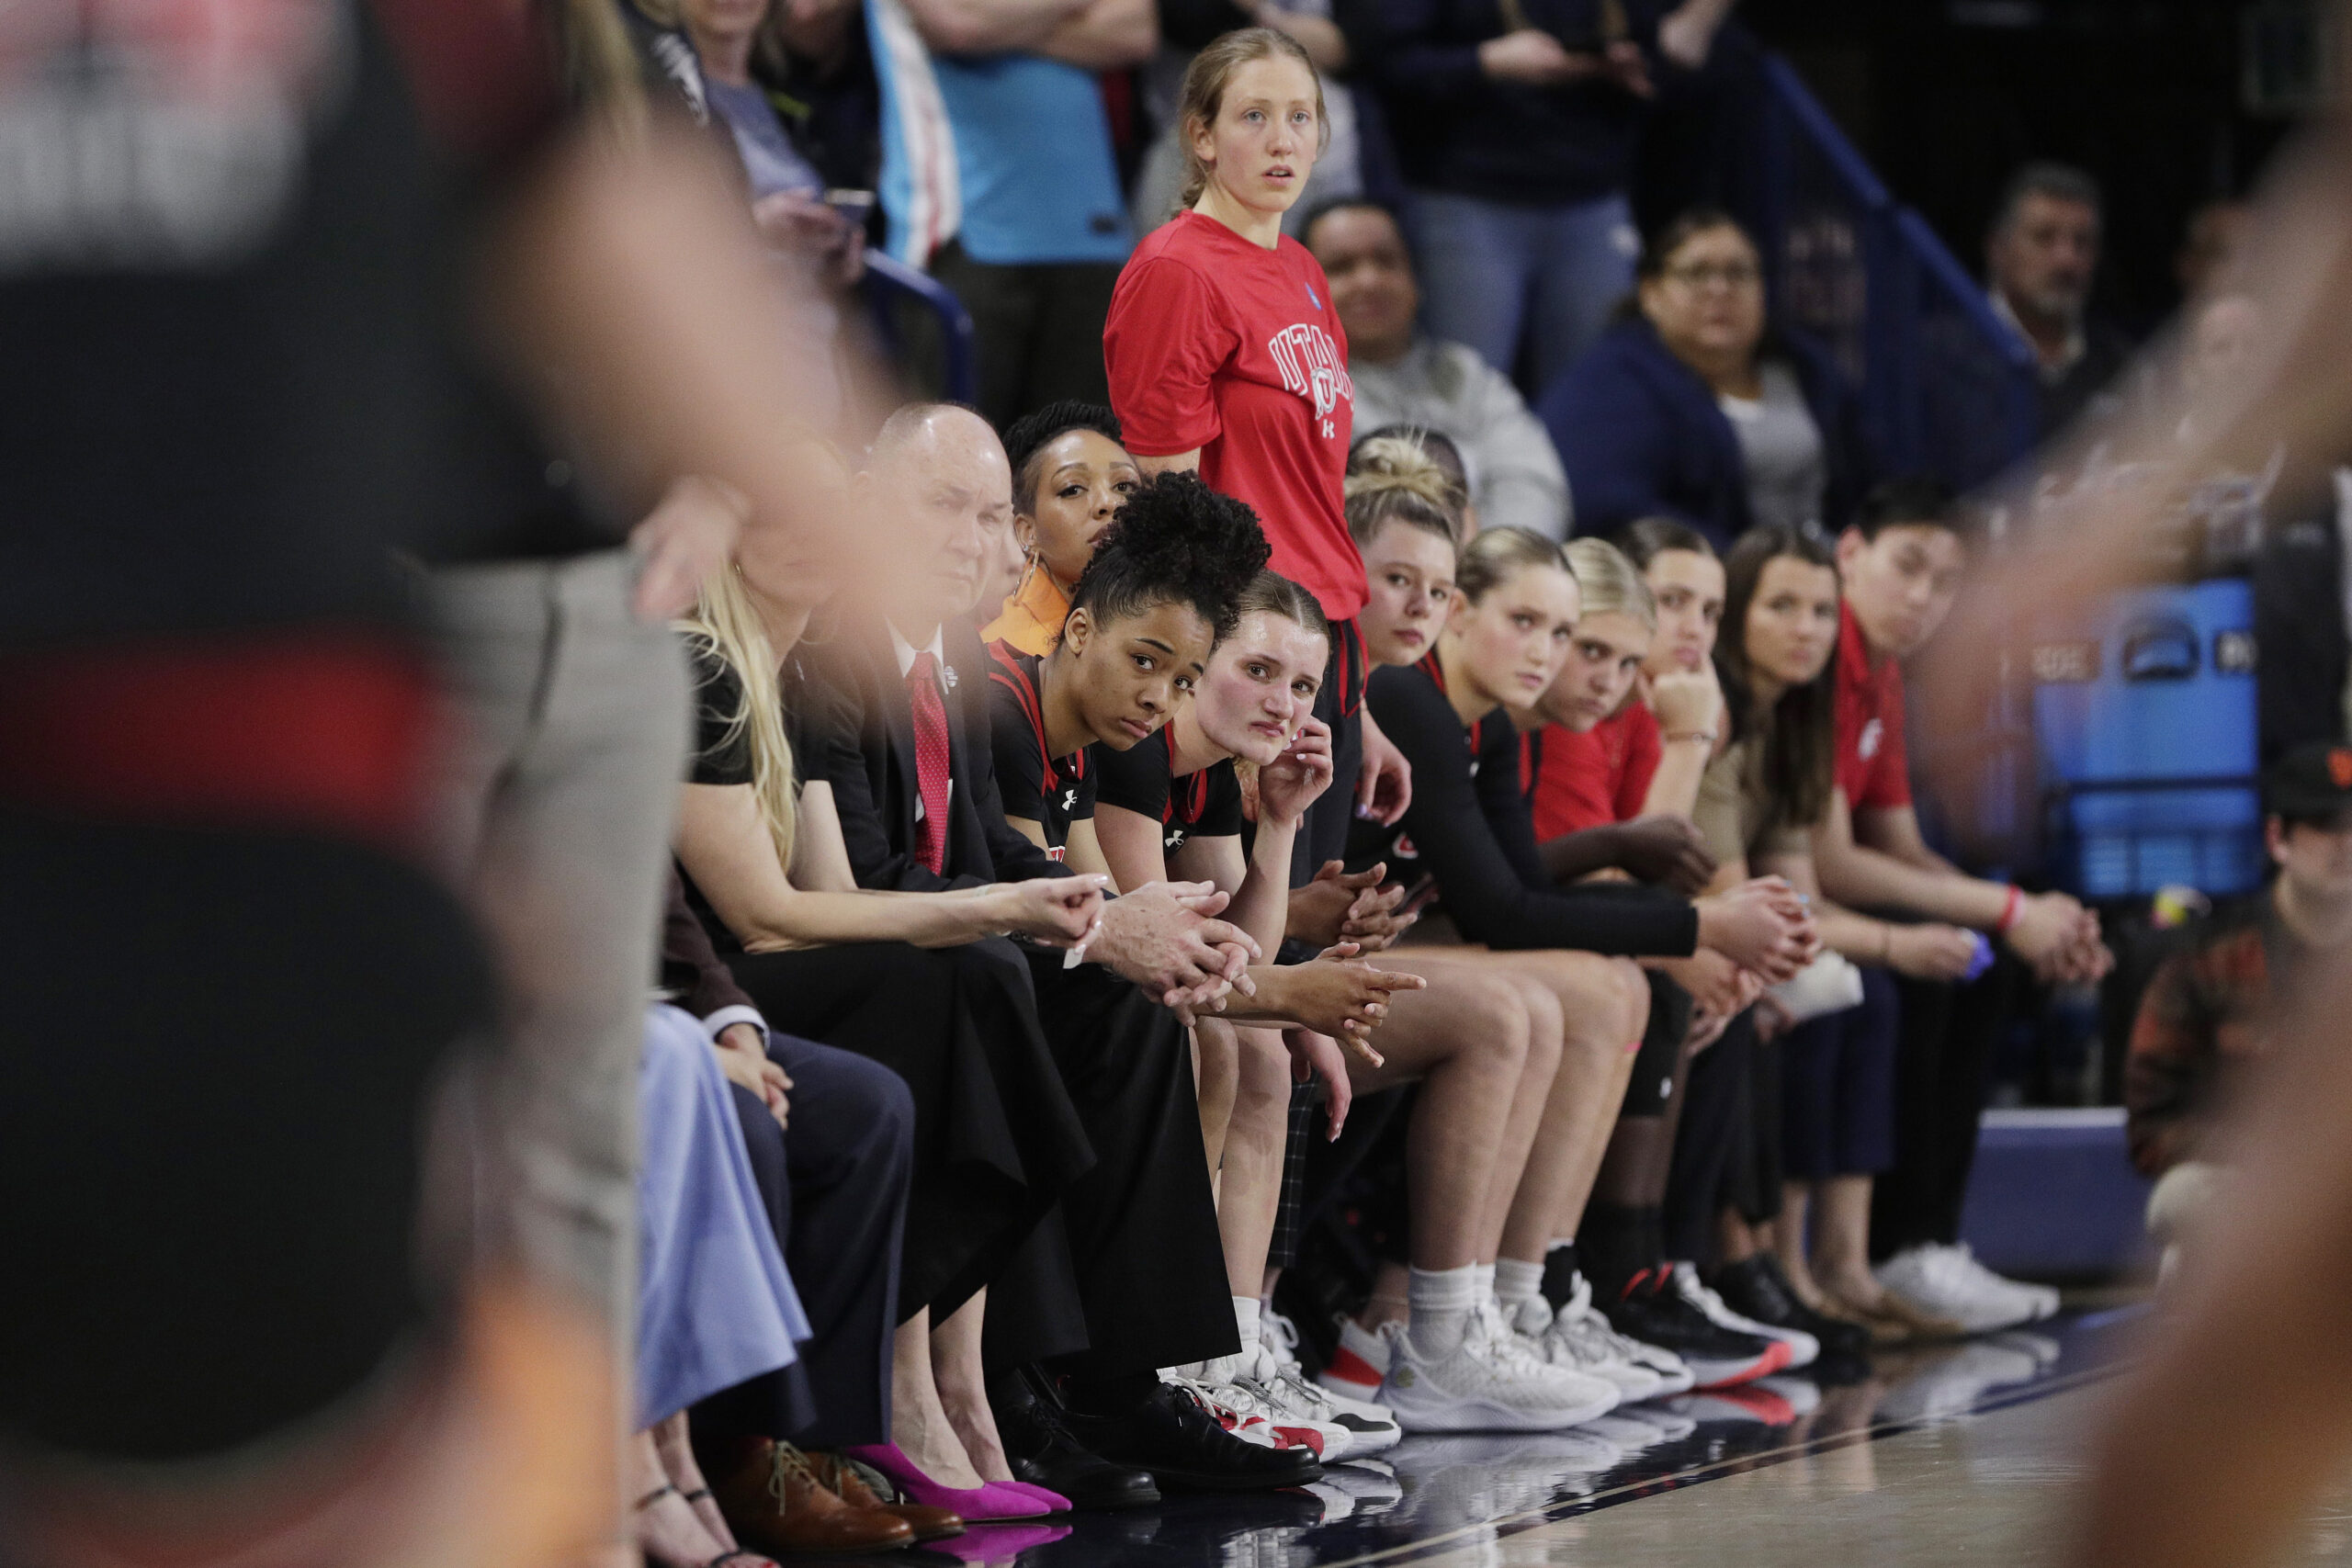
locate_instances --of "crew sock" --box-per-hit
[1405,1264,1481,1360]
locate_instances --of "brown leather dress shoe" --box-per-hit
[808,1452,966,1542]
[709,1438,917,1555]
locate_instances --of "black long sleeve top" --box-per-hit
[1360,656,1697,955]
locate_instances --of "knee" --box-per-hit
[830,1048,917,1168]
[1516,981,1565,1078]
[1464,983,1531,1075]
[1613,960,1652,1046]
[1194,1019,1242,1093]
[1231,1028,1295,1116]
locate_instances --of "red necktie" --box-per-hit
[907,651,952,875]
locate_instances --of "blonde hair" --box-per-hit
[682,568,800,875]
[1176,28,1330,210]
[1564,538,1655,632]
[556,0,651,142]
[1455,527,1569,605]
[1344,432,1464,550]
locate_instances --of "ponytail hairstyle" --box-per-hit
[1564,538,1655,632]
[1067,471,1272,643]
[1715,525,1838,833]
[1175,27,1330,210]
[1344,428,1465,551]
[683,564,800,874]
[1453,526,1570,607]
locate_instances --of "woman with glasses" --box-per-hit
[1535,209,1871,549]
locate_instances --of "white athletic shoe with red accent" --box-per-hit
[1261,1311,1404,1456]
[1317,1315,1396,1404]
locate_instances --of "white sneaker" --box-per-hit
[1378,1299,1618,1433]
[1261,1309,1404,1455]
[1318,1314,1396,1404]
[1673,1263,1817,1371]
[1229,1340,1356,1461]
[1162,1370,1333,1455]
[1508,1276,1669,1402]
[1875,1243,2058,1334]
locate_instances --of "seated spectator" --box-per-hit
[654,873,957,1551]
[1691,526,1967,1347]
[2127,743,2352,1281]
[1538,209,1870,549]
[671,438,1116,1520]
[981,402,1140,654]
[1804,479,2107,1334]
[865,0,1153,423]
[1921,163,2141,491]
[791,405,1329,1494]
[1369,0,1738,392]
[1351,516,1817,1395]
[1306,198,1572,538]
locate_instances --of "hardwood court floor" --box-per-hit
[861,1302,2352,1567]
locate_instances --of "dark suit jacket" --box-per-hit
[792,616,1068,890]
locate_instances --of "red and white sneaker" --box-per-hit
[1164,1370,1346,1459]
[1317,1315,1397,1404]
[1261,1311,1404,1456]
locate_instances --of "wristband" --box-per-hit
[1994,885,2024,937]
[1665,729,1719,746]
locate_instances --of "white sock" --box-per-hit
[1494,1258,1546,1312]
[1472,1261,1496,1303]
[1407,1264,1481,1359]
[1232,1295,1261,1357]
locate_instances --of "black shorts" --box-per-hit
[1622,972,1694,1120]
[1292,618,1369,887]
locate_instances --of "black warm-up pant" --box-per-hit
[1664,1009,1759,1266]
[698,1036,910,1450]
[1870,961,2020,1261]
[998,953,1237,1379]
[727,940,1094,1327]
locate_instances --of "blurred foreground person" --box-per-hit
[0,2,845,1566]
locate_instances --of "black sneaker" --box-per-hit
[1711,1255,1871,1359]
[996,1368,1162,1510]
[1596,1268,1790,1390]
[1057,1380,1321,1492]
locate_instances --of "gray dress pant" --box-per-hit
[431,549,691,1335]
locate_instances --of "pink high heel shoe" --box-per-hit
[842,1444,1049,1521]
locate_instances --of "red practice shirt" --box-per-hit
[1530,703,1663,840]
[1104,212,1364,622]
[1834,602,1912,812]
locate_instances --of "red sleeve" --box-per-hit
[1615,704,1663,821]
[1859,672,1913,811]
[1104,255,1238,457]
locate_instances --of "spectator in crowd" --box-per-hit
[2252,460,2352,765]
[2177,196,2253,303]
[1799,479,2104,1333]
[1690,527,1971,1346]
[1988,163,2136,435]
[1371,0,1745,393]
[1354,521,1818,1393]
[866,0,1155,424]
[794,405,1334,1495]
[981,402,1141,654]
[1306,197,1573,538]
[1922,163,2139,490]
[654,873,946,1553]
[2126,743,2352,1281]
[1107,27,1416,885]
[1538,209,1870,548]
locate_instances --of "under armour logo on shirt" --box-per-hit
[1062,787,1079,812]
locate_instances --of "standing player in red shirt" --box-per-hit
[1808,479,2112,1334]
[1103,27,1410,882]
